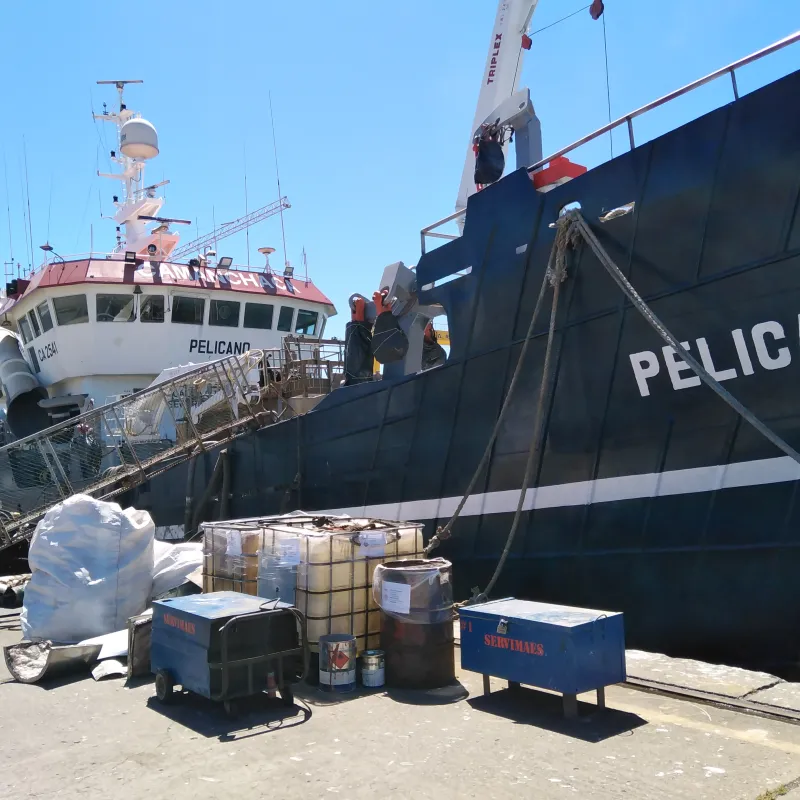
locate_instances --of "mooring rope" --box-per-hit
[468,217,576,604]
[436,207,800,606]
[569,210,800,465]
[425,216,577,560]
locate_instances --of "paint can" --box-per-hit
[360,650,385,688]
[318,634,357,692]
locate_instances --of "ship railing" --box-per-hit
[421,30,800,254]
[0,338,346,551]
[13,252,316,283]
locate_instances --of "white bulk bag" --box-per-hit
[151,540,202,599]
[21,494,155,642]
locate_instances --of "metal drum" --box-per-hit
[360,649,385,688]
[319,633,357,692]
[376,559,455,689]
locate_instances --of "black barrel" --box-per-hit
[376,558,455,689]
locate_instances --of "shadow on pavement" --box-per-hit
[468,686,647,742]
[294,679,469,707]
[145,690,312,741]
[384,680,469,706]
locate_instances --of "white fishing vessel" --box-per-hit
[0,80,336,441]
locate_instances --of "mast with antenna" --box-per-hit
[3,154,13,268]
[94,80,186,258]
[22,138,35,273]
[18,164,31,276]
[244,144,251,266]
[2,154,12,288]
[269,92,290,275]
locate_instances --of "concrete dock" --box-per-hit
[2,606,800,800]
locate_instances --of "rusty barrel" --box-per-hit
[374,558,455,689]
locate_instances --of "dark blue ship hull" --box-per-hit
[132,68,800,671]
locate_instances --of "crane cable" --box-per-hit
[511,5,591,95]
[602,10,614,157]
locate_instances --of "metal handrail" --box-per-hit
[14,253,314,280]
[0,337,347,549]
[420,30,800,253]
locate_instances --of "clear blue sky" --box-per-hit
[0,1,797,337]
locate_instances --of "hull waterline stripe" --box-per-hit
[321,455,800,520]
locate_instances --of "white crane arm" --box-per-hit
[455,0,540,217]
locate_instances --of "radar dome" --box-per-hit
[120,117,159,159]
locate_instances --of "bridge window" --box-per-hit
[53,294,89,326]
[171,295,205,325]
[140,295,165,323]
[243,302,274,330]
[295,309,319,336]
[27,310,41,338]
[27,347,40,374]
[96,293,135,323]
[17,316,32,343]
[36,301,53,333]
[209,298,241,328]
[277,306,294,332]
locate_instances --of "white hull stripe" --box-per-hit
[321,455,800,521]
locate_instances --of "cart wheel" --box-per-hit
[223,700,238,718]
[155,670,174,704]
[280,685,295,708]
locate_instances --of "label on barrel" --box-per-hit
[361,667,385,688]
[358,532,387,557]
[319,669,356,686]
[381,581,411,615]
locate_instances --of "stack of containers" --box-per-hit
[200,514,424,655]
[202,513,333,595]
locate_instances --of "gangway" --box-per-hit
[0,338,345,551]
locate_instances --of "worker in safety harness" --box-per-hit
[344,291,446,385]
[421,321,447,371]
[344,290,407,385]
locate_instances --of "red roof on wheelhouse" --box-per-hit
[16,258,336,310]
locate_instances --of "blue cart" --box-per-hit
[459,598,626,718]
[151,592,308,715]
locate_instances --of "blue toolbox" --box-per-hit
[151,591,308,715]
[459,598,625,718]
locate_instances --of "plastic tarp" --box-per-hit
[79,628,129,659]
[373,558,453,624]
[151,540,203,599]
[21,494,155,642]
[124,361,199,439]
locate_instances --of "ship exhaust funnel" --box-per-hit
[0,330,49,438]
